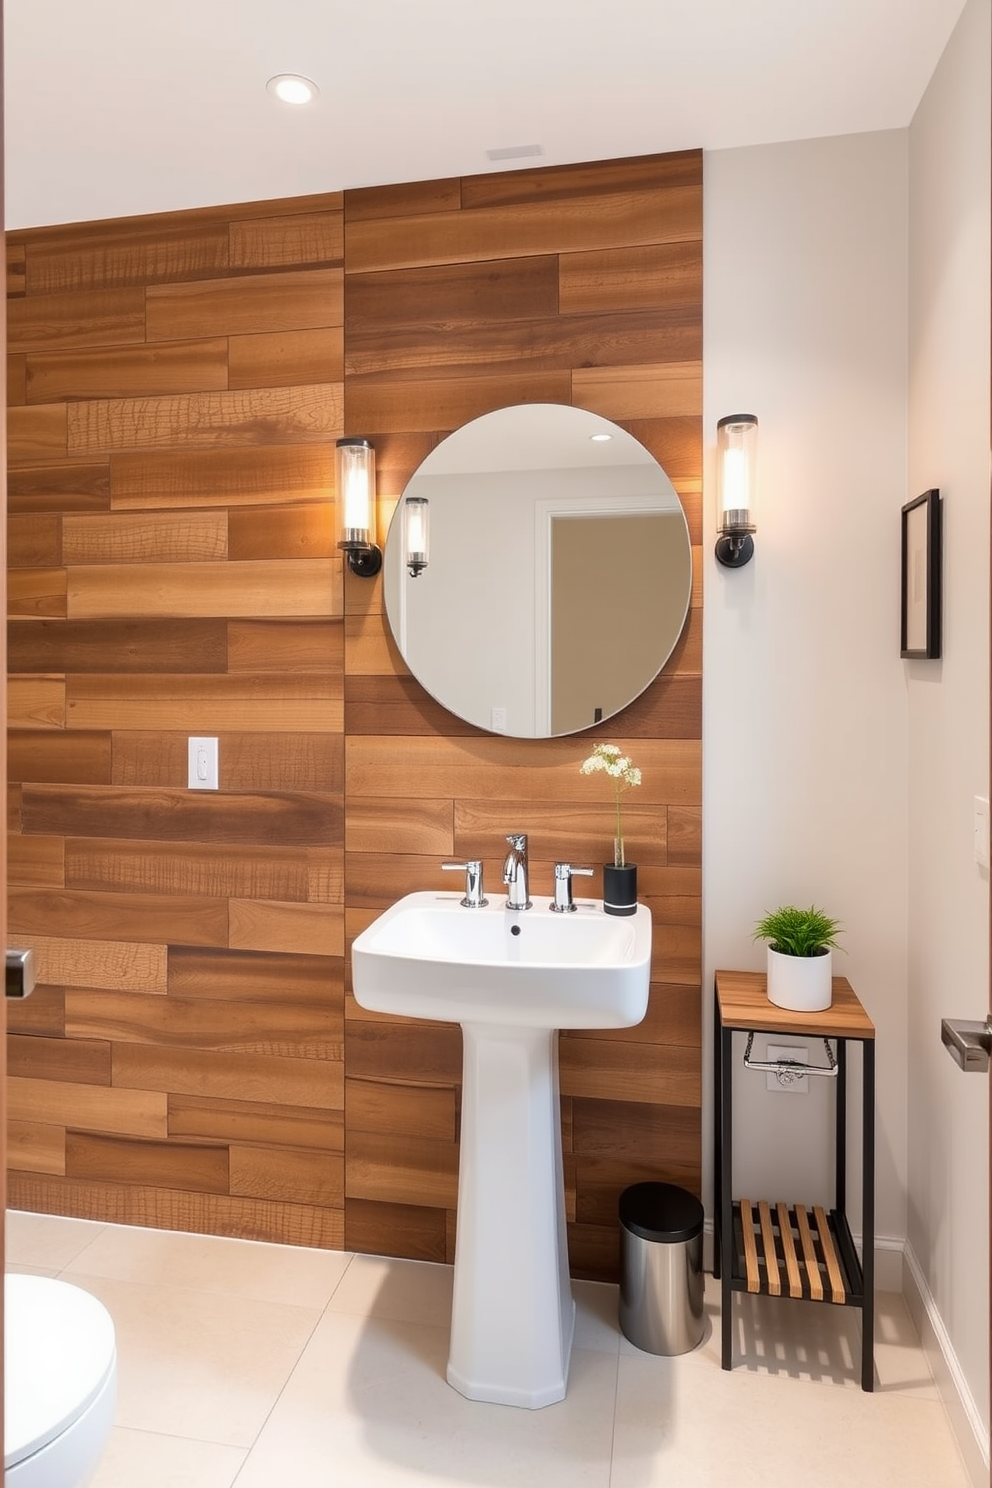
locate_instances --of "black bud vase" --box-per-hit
[603,863,637,916]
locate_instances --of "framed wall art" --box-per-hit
[900,488,941,660]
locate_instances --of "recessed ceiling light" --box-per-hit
[590,433,613,442]
[267,74,320,106]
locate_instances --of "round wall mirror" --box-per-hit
[382,403,692,739]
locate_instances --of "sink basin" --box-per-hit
[351,889,652,1410]
[351,891,651,1029]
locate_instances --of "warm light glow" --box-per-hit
[335,439,376,547]
[267,74,319,106]
[404,496,429,576]
[716,414,757,533]
[589,432,612,442]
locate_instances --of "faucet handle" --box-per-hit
[505,832,527,851]
[551,862,594,913]
[441,860,488,908]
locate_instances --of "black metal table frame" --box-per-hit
[713,987,876,1392]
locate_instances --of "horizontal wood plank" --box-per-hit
[229,211,344,270]
[112,1045,344,1110]
[67,383,343,456]
[65,1132,229,1194]
[65,989,341,1059]
[26,339,229,403]
[110,443,335,510]
[146,268,343,341]
[66,559,341,620]
[229,1146,344,1208]
[169,1096,343,1152]
[21,785,343,848]
[9,1075,168,1137]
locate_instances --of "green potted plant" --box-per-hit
[579,743,641,916]
[753,904,842,1012]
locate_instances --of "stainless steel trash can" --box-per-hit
[618,1182,705,1355]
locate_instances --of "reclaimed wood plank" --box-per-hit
[8,288,146,351]
[346,186,702,273]
[9,1075,168,1137]
[8,567,67,618]
[26,339,229,403]
[110,443,335,510]
[8,675,66,729]
[228,899,344,957]
[8,513,61,567]
[65,990,341,1059]
[230,1146,344,1208]
[66,558,341,621]
[9,618,227,673]
[21,785,342,849]
[68,383,343,455]
[229,210,343,269]
[572,361,702,420]
[112,1045,343,1111]
[5,1174,345,1250]
[8,460,110,514]
[8,732,111,785]
[229,327,344,390]
[65,1132,229,1194]
[169,1096,343,1152]
[146,268,343,341]
[167,946,341,1005]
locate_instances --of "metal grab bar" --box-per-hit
[742,1030,838,1081]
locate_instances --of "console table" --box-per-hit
[713,970,876,1391]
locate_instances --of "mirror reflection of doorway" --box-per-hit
[550,511,690,735]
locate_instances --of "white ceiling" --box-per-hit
[5,0,969,230]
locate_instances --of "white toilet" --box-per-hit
[5,1274,117,1487]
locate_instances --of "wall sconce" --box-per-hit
[714,414,758,568]
[404,496,429,577]
[335,437,382,577]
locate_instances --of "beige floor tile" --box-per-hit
[610,1349,970,1488]
[89,1427,246,1488]
[325,1252,455,1325]
[63,1221,355,1310]
[235,1309,617,1488]
[5,1208,107,1270]
[63,1271,322,1448]
[573,1278,623,1355]
[641,1278,939,1398]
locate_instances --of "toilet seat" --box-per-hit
[5,1274,117,1486]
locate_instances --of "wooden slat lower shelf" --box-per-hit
[730,1199,863,1306]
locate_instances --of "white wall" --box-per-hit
[907,0,991,1449]
[703,131,910,1245]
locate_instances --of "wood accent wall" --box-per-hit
[6,150,702,1281]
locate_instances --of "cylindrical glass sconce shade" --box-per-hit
[404,496,429,577]
[716,414,758,536]
[335,438,376,550]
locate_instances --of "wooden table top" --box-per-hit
[715,970,875,1040]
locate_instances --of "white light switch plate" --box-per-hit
[188,737,219,790]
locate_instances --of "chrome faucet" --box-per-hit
[502,833,532,911]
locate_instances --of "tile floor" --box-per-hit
[6,1210,973,1488]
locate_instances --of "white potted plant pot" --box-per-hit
[766,946,833,1013]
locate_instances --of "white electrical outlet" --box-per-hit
[188,737,219,791]
[766,1044,809,1094]
[491,707,507,733]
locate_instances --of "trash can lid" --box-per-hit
[619,1182,704,1243]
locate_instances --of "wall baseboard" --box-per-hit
[902,1242,989,1488]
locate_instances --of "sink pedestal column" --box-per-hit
[447,1021,575,1409]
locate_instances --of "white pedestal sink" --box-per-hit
[351,891,652,1409]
